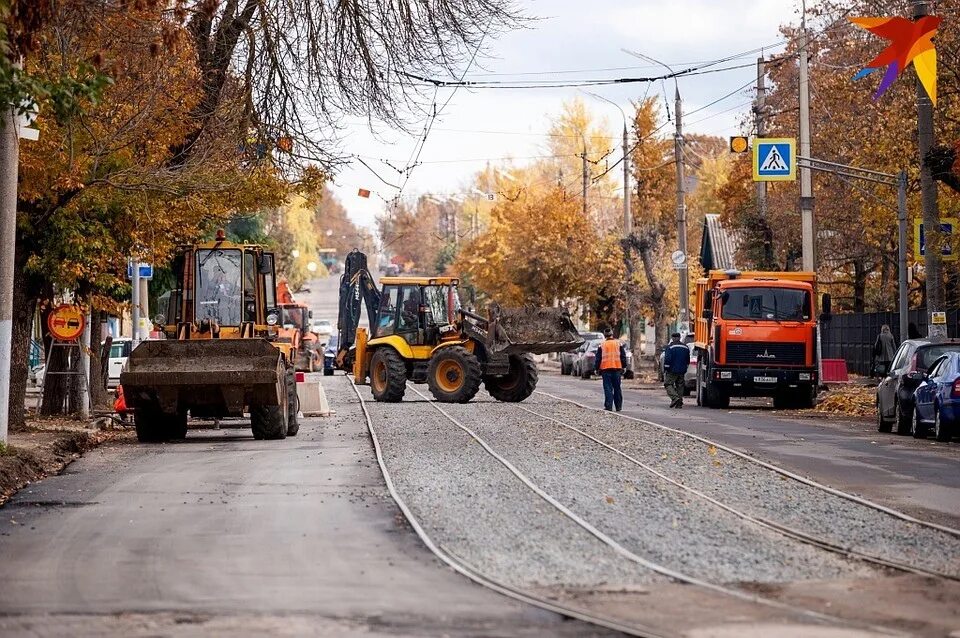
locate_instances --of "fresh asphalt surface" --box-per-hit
[537,372,960,528]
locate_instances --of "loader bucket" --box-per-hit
[120,339,284,418]
[489,306,584,355]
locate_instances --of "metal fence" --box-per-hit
[820,309,960,376]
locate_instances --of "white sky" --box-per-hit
[329,0,802,231]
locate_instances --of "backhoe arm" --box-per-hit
[336,250,381,365]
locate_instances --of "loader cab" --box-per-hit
[373,277,461,346]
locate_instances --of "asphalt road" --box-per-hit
[0,375,604,636]
[537,372,960,528]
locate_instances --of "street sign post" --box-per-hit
[670,249,687,270]
[931,311,947,325]
[914,218,958,261]
[126,262,154,280]
[753,138,796,182]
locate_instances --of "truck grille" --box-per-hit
[725,342,805,366]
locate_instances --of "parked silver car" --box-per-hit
[561,331,602,375]
[571,339,604,379]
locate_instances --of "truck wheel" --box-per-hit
[795,387,817,410]
[286,366,300,437]
[560,360,570,376]
[167,408,188,440]
[370,348,407,402]
[427,346,482,403]
[251,376,288,440]
[699,360,728,409]
[581,365,592,380]
[485,354,538,402]
[134,405,166,443]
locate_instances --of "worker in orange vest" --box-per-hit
[594,328,628,412]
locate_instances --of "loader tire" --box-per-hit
[166,408,188,440]
[286,366,300,437]
[485,354,538,403]
[427,346,482,403]
[370,348,407,402]
[135,403,166,443]
[251,375,288,440]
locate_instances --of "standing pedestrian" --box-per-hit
[872,324,897,377]
[662,332,691,408]
[594,329,627,412]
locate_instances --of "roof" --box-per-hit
[380,276,459,285]
[699,214,740,271]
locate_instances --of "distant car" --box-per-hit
[909,351,960,442]
[656,342,697,395]
[386,264,400,276]
[107,338,132,388]
[876,338,960,434]
[312,319,333,338]
[561,331,602,375]
[323,335,339,376]
[571,339,604,379]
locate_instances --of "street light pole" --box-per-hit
[0,108,18,445]
[799,1,816,273]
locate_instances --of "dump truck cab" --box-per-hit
[122,234,299,442]
[694,270,820,409]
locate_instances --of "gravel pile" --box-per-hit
[357,387,666,589]
[440,398,877,586]
[520,394,960,577]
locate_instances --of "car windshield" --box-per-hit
[326,335,339,351]
[110,343,126,358]
[918,344,960,370]
[721,287,811,321]
[585,340,602,352]
[196,249,243,325]
[280,307,303,328]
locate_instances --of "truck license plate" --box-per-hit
[754,376,778,384]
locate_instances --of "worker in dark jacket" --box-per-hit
[662,332,691,408]
[594,329,628,411]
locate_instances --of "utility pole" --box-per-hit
[581,142,589,219]
[912,0,945,338]
[622,119,634,367]
[131,256,141,347]
[799,2,816,273]
[897,171,909,342]
[754,57,773,266]
[0,109,18,445]
[674,86,689,332]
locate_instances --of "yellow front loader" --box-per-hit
[121,233,299,442]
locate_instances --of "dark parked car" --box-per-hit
[910,351,960,442]
[561,331,602,375]
[876,338,960,434]
[323,335,339,376]
[571,339,604,379]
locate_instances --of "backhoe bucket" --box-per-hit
[489,306,584,355]
[120,339,284,418]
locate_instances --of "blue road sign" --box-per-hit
[126,262,154,280]
[915,218,958,261]
[753,137,796,182]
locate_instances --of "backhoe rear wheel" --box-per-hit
[135,403,166,443]
[485,354,538,403]
[370,348,407,402]
[428,346,482,403]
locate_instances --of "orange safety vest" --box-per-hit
[599,339,622,370]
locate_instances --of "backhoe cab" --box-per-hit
[121,234,300,442]
[336,250,582,403]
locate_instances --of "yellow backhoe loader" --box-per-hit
[336,250,583,402]
[121,232,299,442]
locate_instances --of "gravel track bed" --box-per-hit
[522,393,960,577]
[439,397,877,586]
[354,387,665,589]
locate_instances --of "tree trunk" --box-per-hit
[630,229,670,352]
[7,243,36,432]
[88,310,111,410]
[853,260,868,313]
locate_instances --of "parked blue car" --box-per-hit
[323,335,339,376]
[910,351,960,442]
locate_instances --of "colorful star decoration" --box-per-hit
[850,15,941,105]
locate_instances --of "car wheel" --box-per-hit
[877,398,893,433]
[934,407,952,442]
[894,399,912,435]
[911,406,927,439]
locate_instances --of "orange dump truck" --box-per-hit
[694,270,828,410]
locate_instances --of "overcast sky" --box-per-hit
[329,0,802,232]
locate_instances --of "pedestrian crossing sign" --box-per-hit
[753,137,796,182]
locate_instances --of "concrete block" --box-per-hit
[297,380,332,417]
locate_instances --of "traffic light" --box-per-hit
[729,136,749,153]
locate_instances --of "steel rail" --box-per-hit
[348,378,670,638]
[537,390,960,539]
[404,385,905,637]
[516,403,959,582]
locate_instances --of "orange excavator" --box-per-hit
[276,279,321,371]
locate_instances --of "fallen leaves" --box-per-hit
[816,386,875,418]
